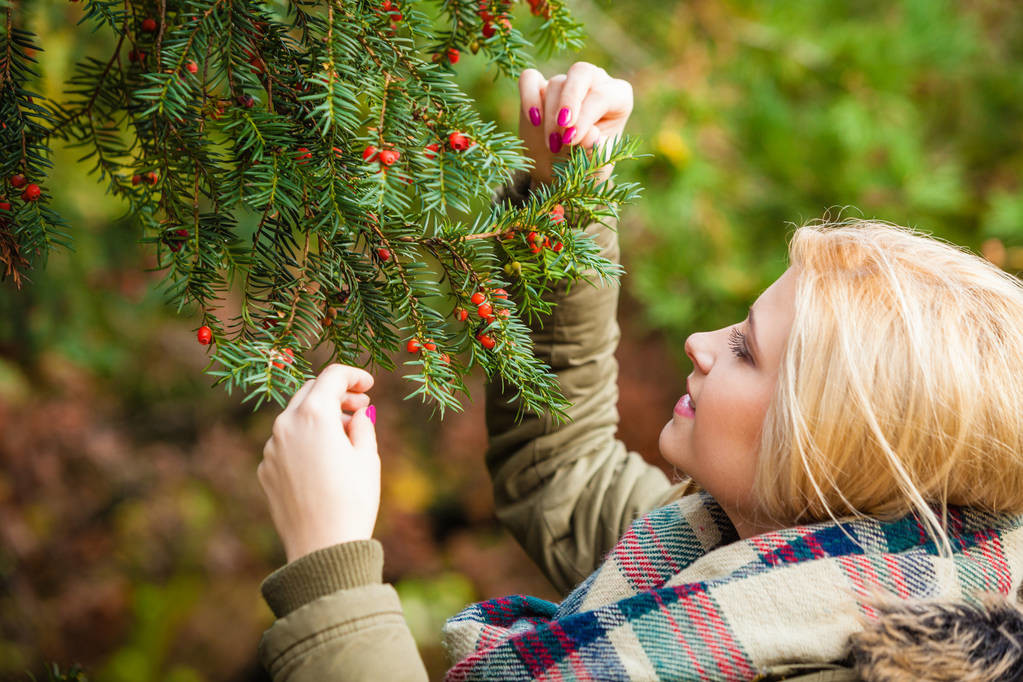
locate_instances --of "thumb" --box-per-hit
[348,405,378,454]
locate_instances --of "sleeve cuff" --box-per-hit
[259,539,384,618]
[492,170,532,208]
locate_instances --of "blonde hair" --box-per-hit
[754,219,1023,556]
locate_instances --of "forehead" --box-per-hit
[752,268,797,364]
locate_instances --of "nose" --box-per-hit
[684,331,715,374]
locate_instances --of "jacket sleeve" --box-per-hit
[486,173,696,596]
[258,540,428,682]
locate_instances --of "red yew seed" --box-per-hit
[477,302,493,318]
[376,247,392,261]
[21,184,41,201]
[9,174,26,189]
[197,325,213,345]
[470,291,485,305]
[363,145,378,162]
[407,338,422,353]
[141,17,157,32]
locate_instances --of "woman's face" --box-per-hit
[658,267,797,538]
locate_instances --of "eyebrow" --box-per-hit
[747,306,761,364]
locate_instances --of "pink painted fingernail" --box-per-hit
[557,107,571,127]
[366,404,376,424]
[562,126,575,145]
[549,131,562,153]
[528,106,541,126]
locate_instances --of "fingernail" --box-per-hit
[528,106,541,126]
[562,126,575,145]
[549,131,562,153]
[557,107,571,127]
[366,404,376,424]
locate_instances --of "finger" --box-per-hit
[300,364,374,416]
[544,75,566,153]
[556,62,604,133]
[341,391,371,413]
[564,89,606,148]
[298,361,376,417]
[518,68,547,128]
[347,405,378,455]
[283,378,316,414]
[580,126,601,150]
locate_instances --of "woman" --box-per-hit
[255,63,1023,681]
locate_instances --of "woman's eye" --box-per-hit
[728,327,751,362]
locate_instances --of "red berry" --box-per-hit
[448,131,470,151]
[128,50,146,63]
[477,333,496,350]
[423,341,437,351]
[9,174,26,188]
[141,17,157,33]
[131,174,142,185]
[455,307,468,321]
[526,231,539,244]
[169,229,189,252]
[332,146,344,158]
[492,288,508,299]
[296,147,312,164]
[424,143,440,160]
[390,11,402,21]
[407,338,422,353]
[272,347,295,369]
[382,0,393,9]
[446,48,460,64]
[362,145,378,162]
[185,60,198,74]
[551,203,565,215]
[440,352,451,364]
[197,325,213,345]
[477,302,493,318]
[478,9,493,21]
[376,247,392,261]
[497,308,510,319]
[0,201,10,211]
[378,149,400,166]
[553,241,564,252]
[470,291,486,305]
[21,184,40,201]
[239,94,255,108]
[482,22,495,38]
[145,171,158,185]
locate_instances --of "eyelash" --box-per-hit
[728,327,752,362]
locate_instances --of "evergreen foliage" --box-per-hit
[0,0,640,416]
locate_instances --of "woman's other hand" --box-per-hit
[258,364,379,563]
[518,61,634,186]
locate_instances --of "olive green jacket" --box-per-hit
[256,180,857,681]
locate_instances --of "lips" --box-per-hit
[674,394,695,418]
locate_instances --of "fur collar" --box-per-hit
[850,591,1023,682]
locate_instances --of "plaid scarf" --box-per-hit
[442,492,1023,681]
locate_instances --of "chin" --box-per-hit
[657,419,682,466]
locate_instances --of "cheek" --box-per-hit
[689,380,775,500]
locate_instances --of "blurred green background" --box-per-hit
[2,1,1022,680]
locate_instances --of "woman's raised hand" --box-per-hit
[518,61,634,186]
[258,364,379,563]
